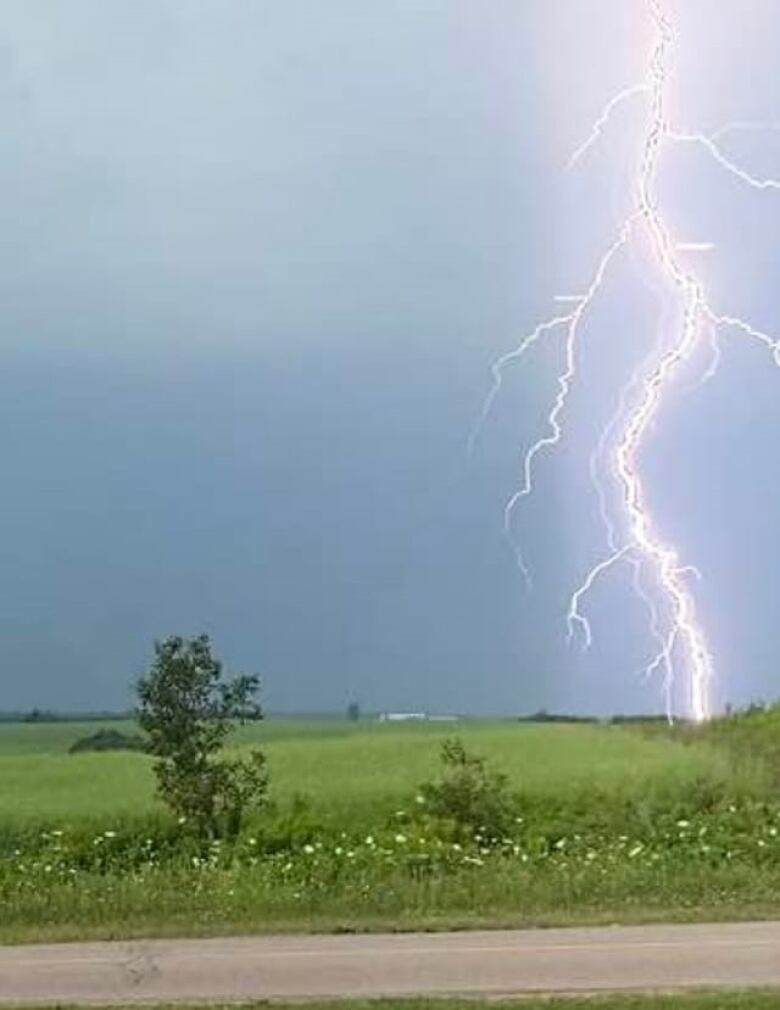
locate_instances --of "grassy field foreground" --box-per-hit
[2,715,780,942]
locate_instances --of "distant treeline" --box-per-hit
[0,709,336,725]
[610,714,672,725]
[517,711,598,724]
[0,709,134,724]
[517,710,672,725]
[0,708,676,726]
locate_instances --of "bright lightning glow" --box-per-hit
[478,0,780,721]
[676,242,715,252]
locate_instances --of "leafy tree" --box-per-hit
[136,634,268,839]
[346,701,361,722]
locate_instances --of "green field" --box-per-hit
[0,718,743,827]
[2,713,780,944]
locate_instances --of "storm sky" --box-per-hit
[0,1,778,715]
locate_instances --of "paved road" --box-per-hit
[1,921,779,1003]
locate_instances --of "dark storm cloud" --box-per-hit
[0,1,777,715]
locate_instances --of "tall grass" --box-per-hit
[5,823,780,943]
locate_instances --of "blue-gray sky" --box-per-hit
[0,1,778,715]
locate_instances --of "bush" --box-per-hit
[69,729,147,754]
[417,738,517,843]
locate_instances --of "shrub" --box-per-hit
[417,737,517,842]
[68,729,146,754]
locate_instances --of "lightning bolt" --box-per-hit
[668,129,780,190]
[567,84,649,170]
[478,0,780,721]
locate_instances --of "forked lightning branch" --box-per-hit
[475,0,780,722]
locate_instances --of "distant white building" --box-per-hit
[378,712,459,723]
[379,712,428,722]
